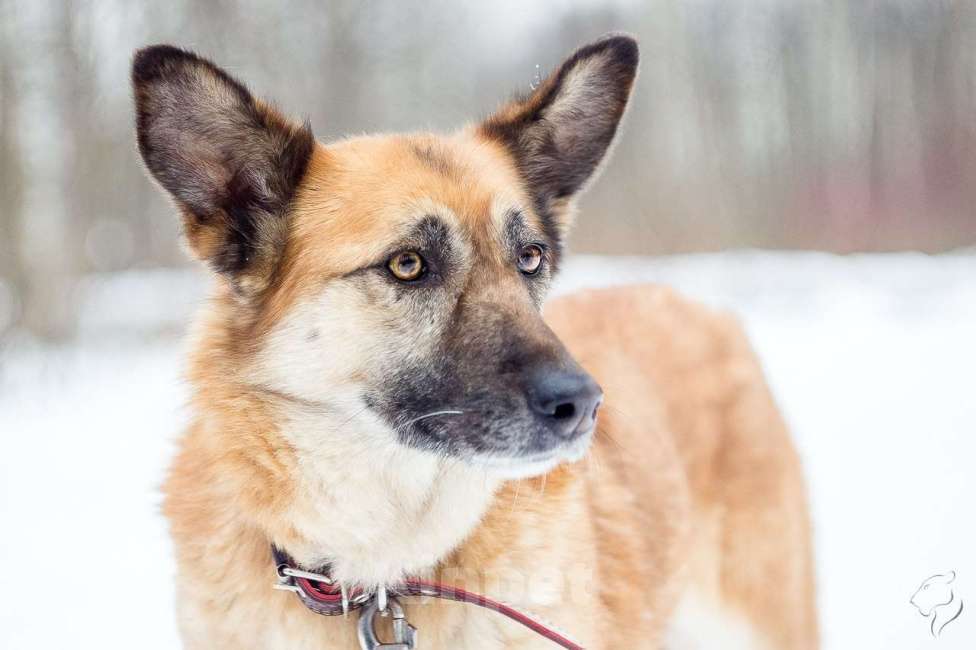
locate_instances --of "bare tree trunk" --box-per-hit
[0,0,26,335]
[19,2,92,339]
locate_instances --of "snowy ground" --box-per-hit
[2,251,974,649]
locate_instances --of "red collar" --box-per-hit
[271,546,584,649]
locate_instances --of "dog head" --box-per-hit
[133,37,637,477]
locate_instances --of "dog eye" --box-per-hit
[517,244,544,275]
[388,251,426,281]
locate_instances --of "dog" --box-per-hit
[132,35,818,649]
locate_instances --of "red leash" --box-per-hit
[273,547,585,649]
[403,578,584,649]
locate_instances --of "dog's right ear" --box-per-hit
[480,35,638,256]
[132,45,314,293]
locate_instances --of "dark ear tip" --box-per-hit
[590,33,640,70]
[131,44,202,86]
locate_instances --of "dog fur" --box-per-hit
[133,35,818,649]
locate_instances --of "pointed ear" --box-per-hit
[481,35,638,247]
[132,45,314,293]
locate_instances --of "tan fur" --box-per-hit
[163,129,816,648]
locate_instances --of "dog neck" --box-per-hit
[236,391,504,589]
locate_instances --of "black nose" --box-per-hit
[525,367,603,439]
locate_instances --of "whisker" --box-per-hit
[334,402,374,432]
[241,383,335,413]
[509,479,523,514]
[600,403,640,430]
[583,445,604,472]
[596,425,624,452]
[401,410,464,429]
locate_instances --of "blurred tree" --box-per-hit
[1,0,975,339]
[0,0,25,335]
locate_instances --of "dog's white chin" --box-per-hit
[471,434,593,480]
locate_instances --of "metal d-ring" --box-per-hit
[357,595,417,650]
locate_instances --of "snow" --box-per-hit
[2,251,975,648]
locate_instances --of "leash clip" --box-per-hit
[357,595,417,650]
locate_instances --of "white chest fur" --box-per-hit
[276,402,502,588]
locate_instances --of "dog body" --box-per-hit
[135,37,817,649]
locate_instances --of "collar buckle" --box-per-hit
[272,546,368,616]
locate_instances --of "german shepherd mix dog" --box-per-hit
[133,36,817,649]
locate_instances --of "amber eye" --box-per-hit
[388,251,426,281]
[517,244,544,275]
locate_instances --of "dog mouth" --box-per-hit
[468,428,595,479]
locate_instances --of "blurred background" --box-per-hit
[1,1,974,649]
[1,0,975,338]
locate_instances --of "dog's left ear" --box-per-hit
[481,35,639,246]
